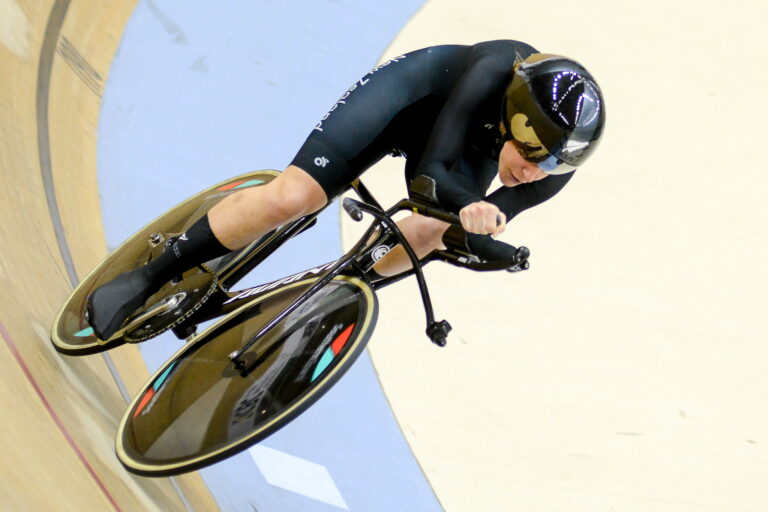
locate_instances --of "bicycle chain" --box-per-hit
[122,263,219,343]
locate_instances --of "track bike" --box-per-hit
[51,171,529,476]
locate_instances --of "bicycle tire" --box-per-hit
[116,275,377,476]
[50,170,280,355]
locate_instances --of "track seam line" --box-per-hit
[36,0,134,405]
[37,3,196,511]
[0,321,122,512]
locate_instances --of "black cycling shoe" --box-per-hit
[86,267,160,341]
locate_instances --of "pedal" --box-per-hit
[123,271,217,342]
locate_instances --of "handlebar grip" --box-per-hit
[466,234,517,262]
[515,246,530,261]
[342,197,364,221]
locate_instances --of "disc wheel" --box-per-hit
[116,275,377,476]
[50,170,280,355]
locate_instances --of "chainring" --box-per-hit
[122,266,218,343]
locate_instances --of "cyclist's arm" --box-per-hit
[416,56,508,212]
[484,172,575,220]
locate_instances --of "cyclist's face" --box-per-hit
[497,139,548,187]
[497,115,548,186]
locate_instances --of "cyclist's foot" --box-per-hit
[86,215,232,340]
[86,268,159,340]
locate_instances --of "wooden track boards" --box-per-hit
[0,1,217,509]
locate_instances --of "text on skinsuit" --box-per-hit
[223,261,338,305]
[314,55,407,132]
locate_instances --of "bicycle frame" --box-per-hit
[47,172,533,476]
[167,179,456,369]
[160,175,531,370]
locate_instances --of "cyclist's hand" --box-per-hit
[459,201,506,236]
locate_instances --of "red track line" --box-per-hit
[0,321,122,512]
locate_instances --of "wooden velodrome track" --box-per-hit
[2,0,768,511]
[0,1,216,509]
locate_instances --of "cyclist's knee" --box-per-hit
[410,215,450,250]
[266,166,328,221]
[421,215,450,238]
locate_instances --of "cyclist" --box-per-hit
[87,39,605,340]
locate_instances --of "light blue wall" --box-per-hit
[98,1,444,510]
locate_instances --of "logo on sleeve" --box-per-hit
[314,156,330,167]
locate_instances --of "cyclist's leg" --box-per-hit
[87,164,329,340]
[373,214,450,276]
[87,136,384,341]
[202,49,439,251]
[373,151,498,276]
[208,165,328,249]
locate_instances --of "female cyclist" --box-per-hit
[86,39,605,340]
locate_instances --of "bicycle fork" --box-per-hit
[228,197,450,370]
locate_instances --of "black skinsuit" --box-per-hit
[291,40,574,219]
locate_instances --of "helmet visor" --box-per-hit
[502,109,576,175]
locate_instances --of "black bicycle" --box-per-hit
[51,171,529,476]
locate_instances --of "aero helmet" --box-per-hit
[501,53,605,175]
